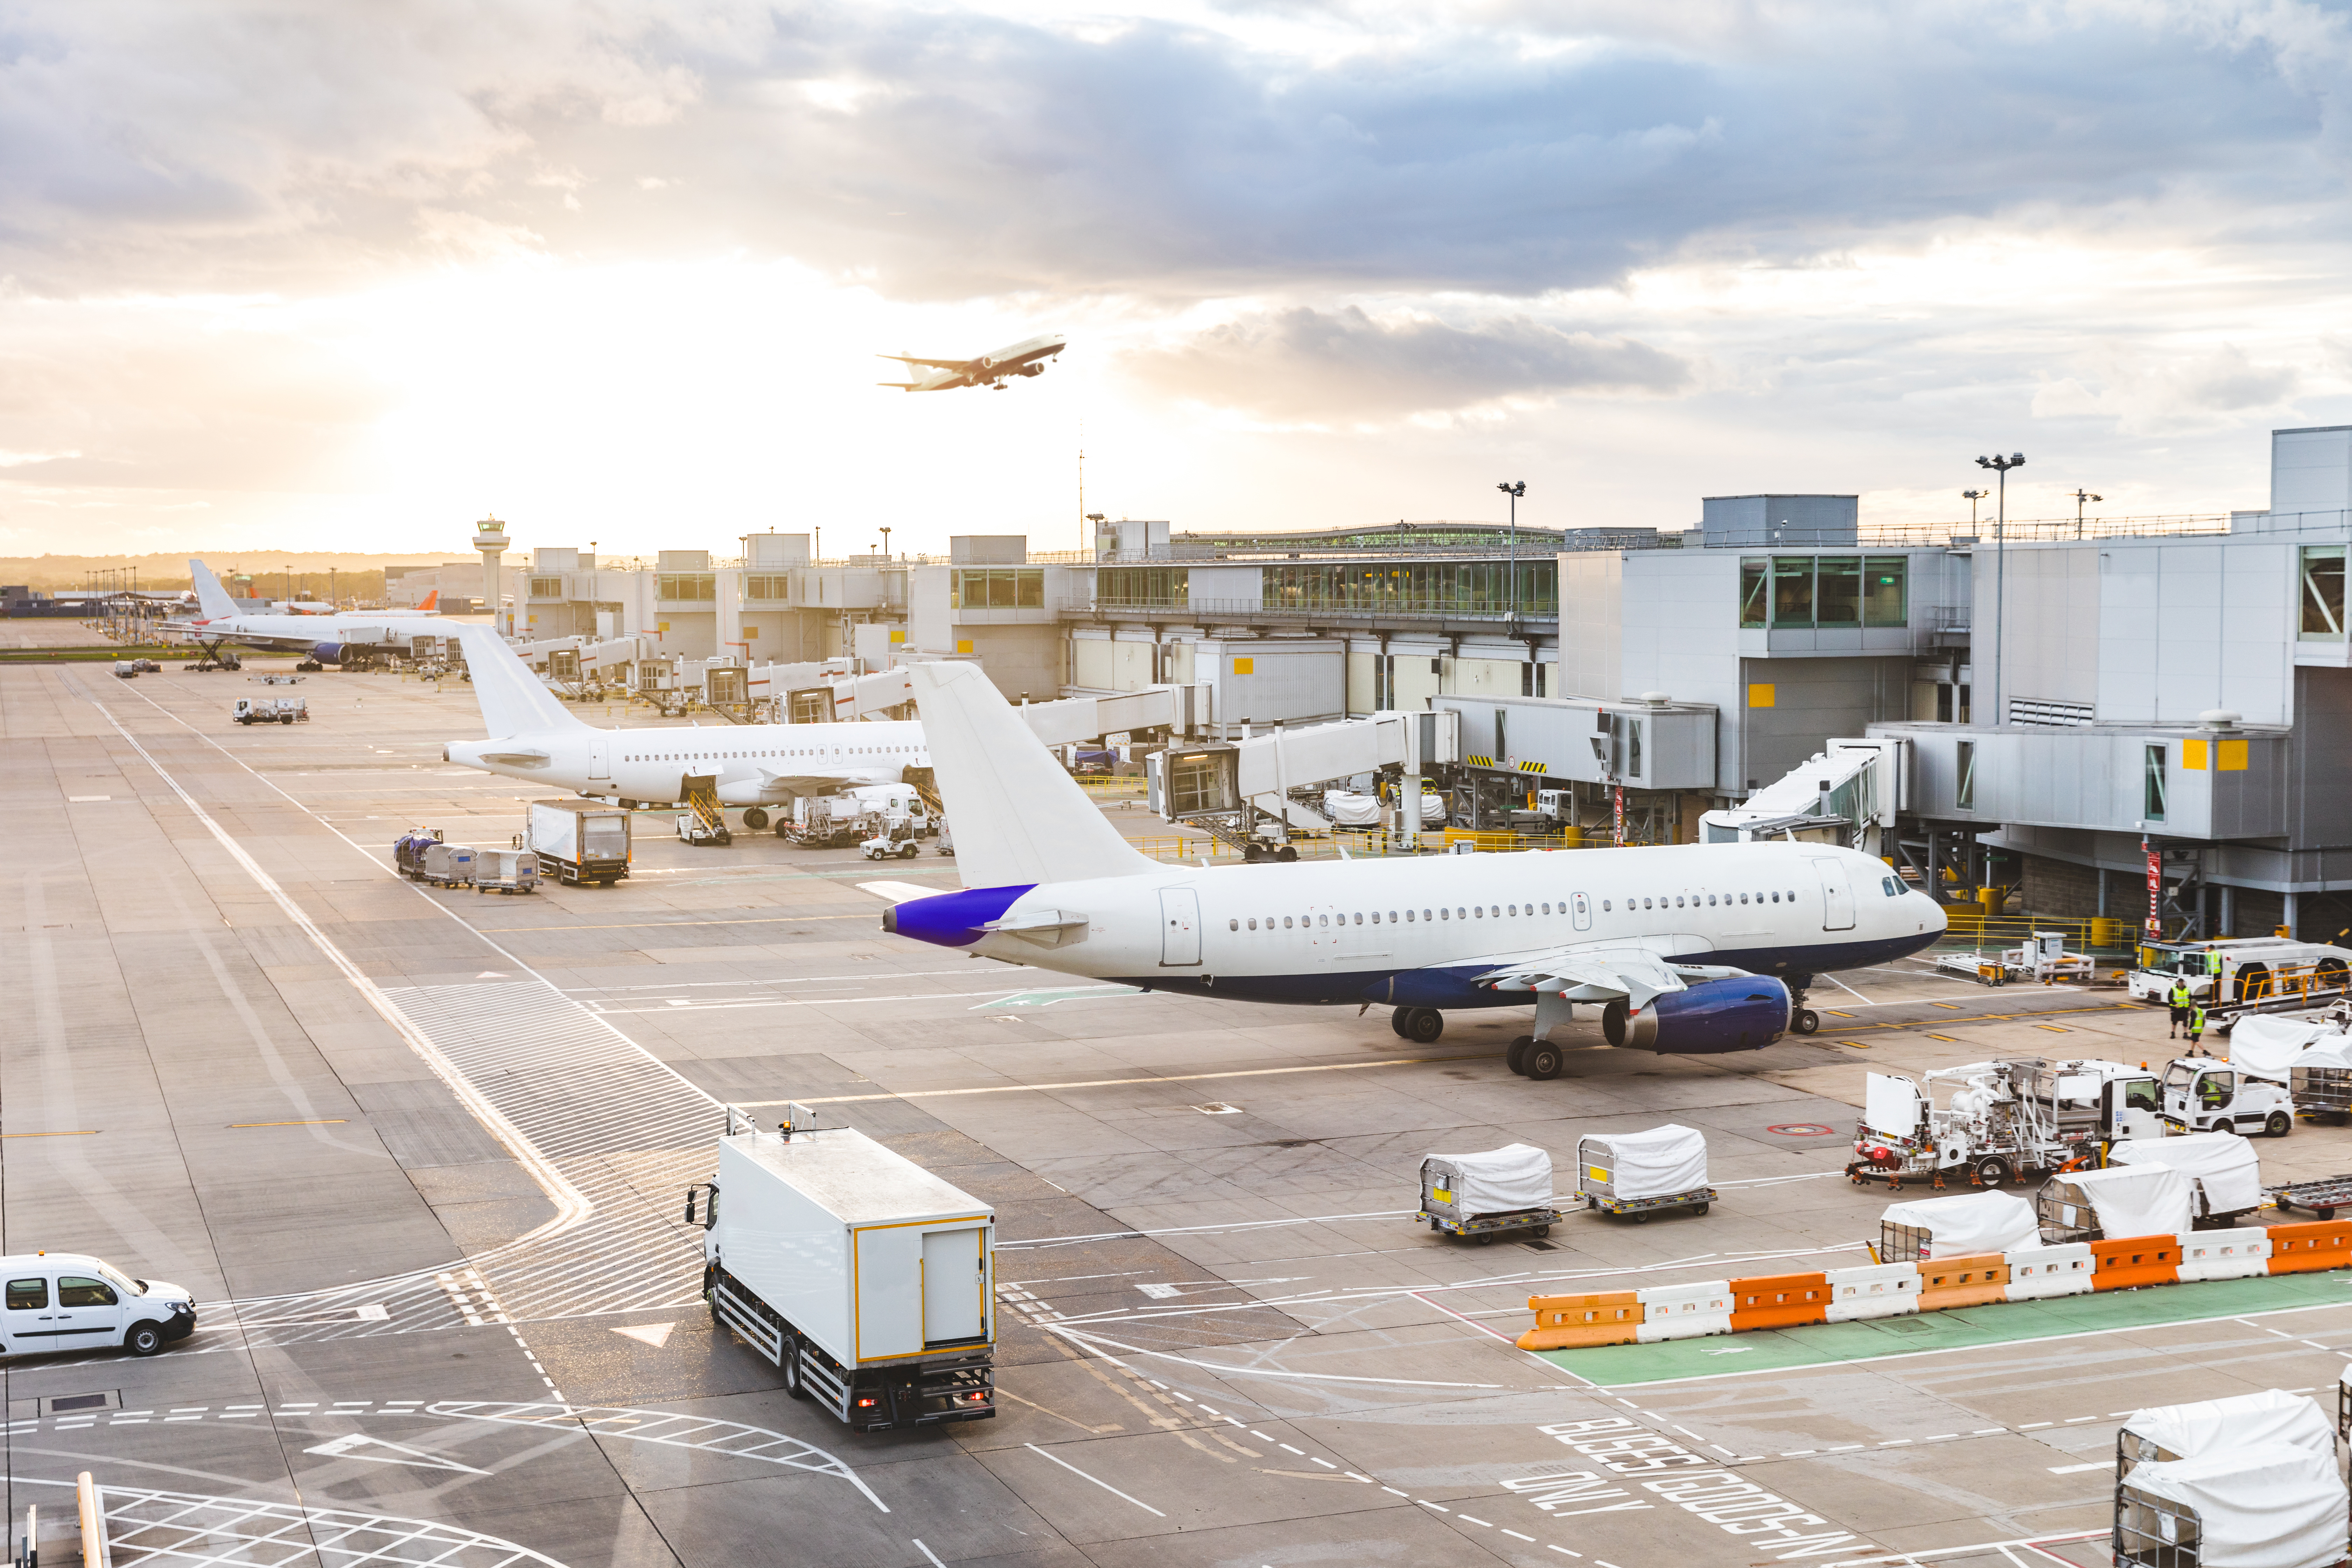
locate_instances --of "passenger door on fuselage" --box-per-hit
[1160,888,1201,966]
[1812,859,1856,931]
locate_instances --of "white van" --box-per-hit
[0,1254,196,1357]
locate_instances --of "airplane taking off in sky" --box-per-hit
[442,624,931,828]
[166,561,443,666]
[877,334,1065,392]
[876,662,1946,1072]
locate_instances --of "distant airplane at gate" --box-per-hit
[877,334,1065,392]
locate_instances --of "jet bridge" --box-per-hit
[1700,736,1908,857]
[1146,710,1458,855]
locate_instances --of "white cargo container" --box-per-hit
[527,799,631,885]
[692,1107,995,1432]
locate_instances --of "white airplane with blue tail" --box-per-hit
[877,662,1946,1076]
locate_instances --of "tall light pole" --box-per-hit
[1963,489,1987,528]
[2071,488,2102,539]
[879,526,892,562]
[1974,453,2025,728]
[1496,480,1525,628]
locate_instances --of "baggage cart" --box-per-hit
[421,842,475,887]
[473,847,538,894]
[1419,1144,1560,1244]
[1577,1127,1715,1221]
[2265,1174,2352,1220]
[393,828,441,880]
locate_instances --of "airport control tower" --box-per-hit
[473,515,509,635]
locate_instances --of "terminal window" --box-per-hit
[658,573,716,601]
[2301,546,2344,640]
[1746,555,1906,629]
[2144,744,2169,823]
[951,568,1045,609]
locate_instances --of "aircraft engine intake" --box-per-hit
[1603,975,1791,1054]
[311,642,348,664]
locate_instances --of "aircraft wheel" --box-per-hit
[1390,1007,1413,1039]
[743,807,769,830]
[1524,1042,1564,1080]
[1506,1037,1533,1076]
[1275,845,1298,863]
[1402,1008,1443,1044]
[775,823,791,838]
[1792,1008,1820,1035]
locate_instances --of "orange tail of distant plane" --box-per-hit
[418,590,439,611]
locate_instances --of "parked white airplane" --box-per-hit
[270,591,441,616]
[877,663,1947,1069]
[166,561,440,666]
[441,624,931,828]
[877,334,1065,392]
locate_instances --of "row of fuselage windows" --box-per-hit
[621,744,926,764]
[1226,890,1804,932]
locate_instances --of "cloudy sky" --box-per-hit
[3,0,2349,558]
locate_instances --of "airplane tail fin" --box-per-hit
[418,590,438,611]
[907,661,1157,889]
[454,624,587,737]
[189,559,238,621]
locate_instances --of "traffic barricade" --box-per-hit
[2090,1234,2180,1290]
[1634,1280,1735,1342]
[2005,1242,2094,1300]
[2266,1218,2352,1275]
[2174,1229,2270,1283]
[1824,1261,1921,1321]
[1518,1291,1643,1351]
[1917,1254,2009,1310]
[1728,1272,1828,1331]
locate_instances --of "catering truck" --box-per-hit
[526,799,631,886]
[689,1106,995,1432]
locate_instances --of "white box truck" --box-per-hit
[691,1107,995,1432]
[527,799,631,886]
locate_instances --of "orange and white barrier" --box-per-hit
[1516,1218,2347,1351]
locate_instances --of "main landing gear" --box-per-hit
[742,807,770,831]
[1390,1007,1443,1044]
[1507,1036,1566,1080]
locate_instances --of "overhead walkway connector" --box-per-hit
[1701,737,1907,857]
[1147,710,1458,855]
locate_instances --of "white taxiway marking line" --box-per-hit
[913,1541,946,1567]
[785,1052,1497,1107]
[1023,1443,1166,1517]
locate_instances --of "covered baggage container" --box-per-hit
[1577,1126,1714,1220]
[2115,1442,2345,1568]
[1878,1189,2039,1262]
[2037,1164,2195,1244]
[1420,1144,1559,1243]
[421,842,476,888]
[2117,1388,2338,1480]
[2228,1016,2343,1082]
[2290,1038,2352,1126]
[2107,1132,2264,1227]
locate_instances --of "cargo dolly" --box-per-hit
[1421,1205,1560,1244]
[1576,1132,1715,1221]
[2264,1174,2352,1221]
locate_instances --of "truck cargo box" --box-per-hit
[698,1113,994,1432]
[527,799,630,885]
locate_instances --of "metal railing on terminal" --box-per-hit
[1078,595,1562,622]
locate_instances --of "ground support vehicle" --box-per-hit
[1849,1058,2158,1189]
[2104,1131,2265,1228]
[2160,1058,2295,1137]
[691,1106,994,1432]
[2266,1175,2352,1220]
[232,696,307,724]
[182,650,240,671]
[1576,1128,1715,1221]
[1934,931,2099,986]
[861,824,922,860]
[528,799,631,886]
[112,660,139,679]
[421,842,475,887]
[2129,937,2352,1008]
[0,1253,196,1358]
[473,847,537,894]
[2292,1057,2352,1125]
[1420,1144,1560,1243]
[393,829,441,880]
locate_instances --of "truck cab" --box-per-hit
[2161,1058,2295,1137]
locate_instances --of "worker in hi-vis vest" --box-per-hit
[2169,978,2194,1039]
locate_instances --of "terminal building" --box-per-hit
[495,425,2352,940]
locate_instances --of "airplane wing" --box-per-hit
[1471,945,1751,1013]
[877,381,928,390]
[878,354,973,371]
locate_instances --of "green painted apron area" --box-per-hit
[1538,1271,2352,1386]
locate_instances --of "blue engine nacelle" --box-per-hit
[1604,976,1790,1054]
[312,642,347,664]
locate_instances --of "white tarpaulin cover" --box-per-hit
[2057,1164,2195,1237]
[1321,790,1382,827]
[1423,1144,1553,1216]
[1863,1072,1924,1142]
[1881,1191,2041,1257]
[1418,793,1447,825]
[2125,1443,2346,1568]
[2227,1016,2343,1080]
[2124,1389,2337,1469]
[2296,1038,2352,1071]
[1581,1125,1709,1200]
[2108,1132,2263,1217]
